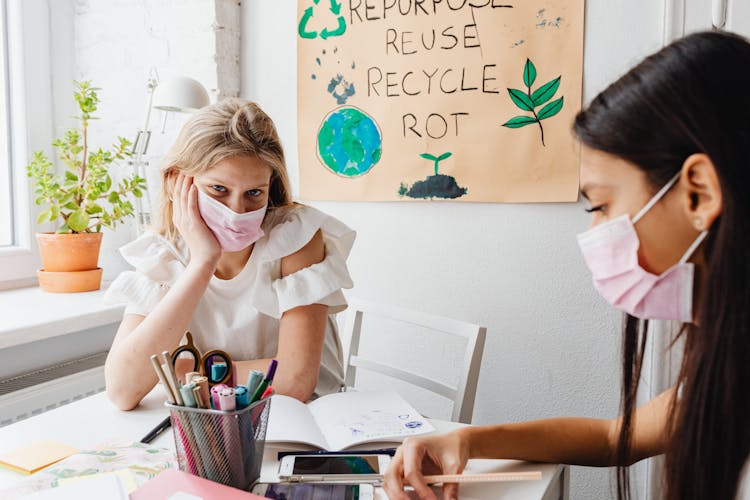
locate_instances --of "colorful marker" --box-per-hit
[218,387,236,411]
[180,382,197,408]
[246,369,263,396]
[234,385,249,409]
[260,385,274,400]
[211,361,227,382]
[250,360,277,404]
[211,383,229,410]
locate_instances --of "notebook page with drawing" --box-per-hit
[266,391,435,451]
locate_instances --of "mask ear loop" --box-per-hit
[630,171,709,264]
[632,172,681,224]
[679,230,708,264]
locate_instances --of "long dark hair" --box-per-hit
[574,31,750,499]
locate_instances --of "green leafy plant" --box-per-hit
[26,81,146,233]
[501,58,564,146]
[419,151,453,175]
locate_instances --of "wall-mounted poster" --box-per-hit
[297,0,584,202]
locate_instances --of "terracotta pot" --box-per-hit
[36,232,103,272]
[37,268,103,293]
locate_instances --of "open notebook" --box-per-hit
[265,391,435,451]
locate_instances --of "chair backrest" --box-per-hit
[342,299,487,424]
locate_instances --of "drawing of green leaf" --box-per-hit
[531,76,561,106]
[507,89,535,111]
[420,151,453,175]
[502,116,539,128]
[538,97,564,120]
[523,59,537,88]
[501,58,564,146]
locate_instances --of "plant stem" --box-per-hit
[77,119,88,206]
[83,219,103,232]
[527,84,545,147]
[434,160,439,175]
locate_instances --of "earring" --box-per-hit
[694,217,704,231]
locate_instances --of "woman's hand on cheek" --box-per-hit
[172,174,222,268]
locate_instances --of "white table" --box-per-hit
[0,390,568,499]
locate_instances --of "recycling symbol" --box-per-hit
[299,0,346,40]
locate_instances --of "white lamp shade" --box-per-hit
[152,76,210,112]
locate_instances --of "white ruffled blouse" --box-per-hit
[104,205,356,397]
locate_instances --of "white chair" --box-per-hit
[342,299,487,424]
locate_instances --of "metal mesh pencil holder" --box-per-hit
[167,398,271,491]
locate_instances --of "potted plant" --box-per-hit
[26,80,146,293]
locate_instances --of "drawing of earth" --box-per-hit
[317,106,382,177]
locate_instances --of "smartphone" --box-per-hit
[277,454,391,482]
[250,482,374,500]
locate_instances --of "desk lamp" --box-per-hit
[131,73,210,234]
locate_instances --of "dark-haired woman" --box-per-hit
[383,31,750,500]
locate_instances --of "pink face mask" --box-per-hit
[577,173,707,323]
[196,189,266,252]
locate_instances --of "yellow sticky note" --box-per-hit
[0,440,80,474]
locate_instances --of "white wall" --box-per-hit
[242,2,665,499]
[64,0,235,281]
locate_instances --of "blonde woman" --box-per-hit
[104,99,355,411]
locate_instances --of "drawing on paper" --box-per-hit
[327,74,356,104]
[502,58,564,147]
[298,0,585,202]
[399,151,467,199]
[335,409,425,439]
[299,0,347,40]
[317,106,382,177]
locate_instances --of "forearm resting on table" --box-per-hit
[460,386,673,467]
[234,358,320,402]
[105,261,215,410]
[460,417,618,467]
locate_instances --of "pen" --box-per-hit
[192,376,210,408]
[150,354,176,404]
[249,359,277,404]
[422,471,542,484]
[277,448,398,460]
[160,351,184,406]
[193,385,207,409]
[185,371,201,385]
[140,416,172,444]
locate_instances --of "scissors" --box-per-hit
[169,331,233,387]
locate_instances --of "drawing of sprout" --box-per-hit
[398,151,466,199]
[502,58,563,146]
[420,151,452,175]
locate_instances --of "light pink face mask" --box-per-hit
[577,173,707,323]
[196,189,266,252]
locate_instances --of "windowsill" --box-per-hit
[0,285,124,349]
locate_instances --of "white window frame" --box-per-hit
[0,0,56,288]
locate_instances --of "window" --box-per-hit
[0,0,56,286]
[0,0,11,248]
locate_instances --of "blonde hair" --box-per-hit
[155,98,295,241]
